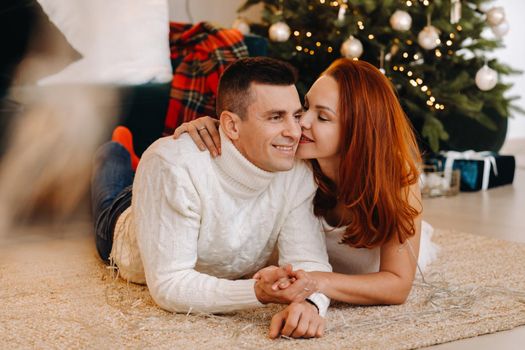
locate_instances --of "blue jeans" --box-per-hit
[91,142,134,262]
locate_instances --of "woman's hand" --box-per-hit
[253,265,296,290]
[173,116,221,157]
[253,265,319,304]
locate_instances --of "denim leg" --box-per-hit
[91,142,134,261]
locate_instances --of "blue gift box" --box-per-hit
[429,151,516,192]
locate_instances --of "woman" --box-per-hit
[174,58,437,306]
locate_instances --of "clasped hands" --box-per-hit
[254,264,325,339]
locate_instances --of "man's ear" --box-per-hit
[219,111,242,140]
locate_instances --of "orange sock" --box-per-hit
[111,126,140,171]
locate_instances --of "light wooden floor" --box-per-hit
[422,154,525,349]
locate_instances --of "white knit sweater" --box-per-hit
[111,130,332,315]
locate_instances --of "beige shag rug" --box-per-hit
[1,226,525,349]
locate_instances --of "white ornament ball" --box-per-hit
[390,10,412,31]
[478,2,492,13]
[491,19,510,38]
[340,35,363,59]
[418,25,440,50]
[475,64,498,91]
[486,7,506,27]
[269,21,291,42]
[232,18,250,35]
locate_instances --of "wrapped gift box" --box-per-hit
[429,151,516,192]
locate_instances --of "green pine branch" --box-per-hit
[238,0,522,152]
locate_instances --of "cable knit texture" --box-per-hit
[111,129,332,315]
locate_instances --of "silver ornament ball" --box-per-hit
[232,18,250,35]
[390,10,412,31]
[491,19,510,38]
[418,25,440,50]
[475,65,498,91]
[340,35,363,59]
[486,7,506,27]
[269,21,291,42]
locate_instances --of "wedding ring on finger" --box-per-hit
[197,126,207,132]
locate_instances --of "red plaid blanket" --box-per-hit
[164,22,249,135]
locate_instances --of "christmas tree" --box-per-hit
[237,0,523,153]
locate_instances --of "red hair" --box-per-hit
[312,58,422,248]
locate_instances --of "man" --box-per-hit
[91,57,331,339]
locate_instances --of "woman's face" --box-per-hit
[296,75,341,161]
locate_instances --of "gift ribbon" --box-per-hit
[440,150,499,190]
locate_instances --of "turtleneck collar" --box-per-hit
[213,127,276,197]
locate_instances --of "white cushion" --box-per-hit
[37,0,173,85]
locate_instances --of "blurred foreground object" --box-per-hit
[0,86,117,236]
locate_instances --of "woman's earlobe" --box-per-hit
[219,111,241,140]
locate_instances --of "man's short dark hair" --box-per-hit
[216,57,298,119]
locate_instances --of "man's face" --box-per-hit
[234,83,303,172]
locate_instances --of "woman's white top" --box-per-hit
[323,220,438,275]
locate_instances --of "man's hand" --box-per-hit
[254,265,318,304]
[269,301,325,339]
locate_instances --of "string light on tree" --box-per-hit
[395,66,444,111]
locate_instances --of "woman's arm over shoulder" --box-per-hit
[172,116,221,156]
